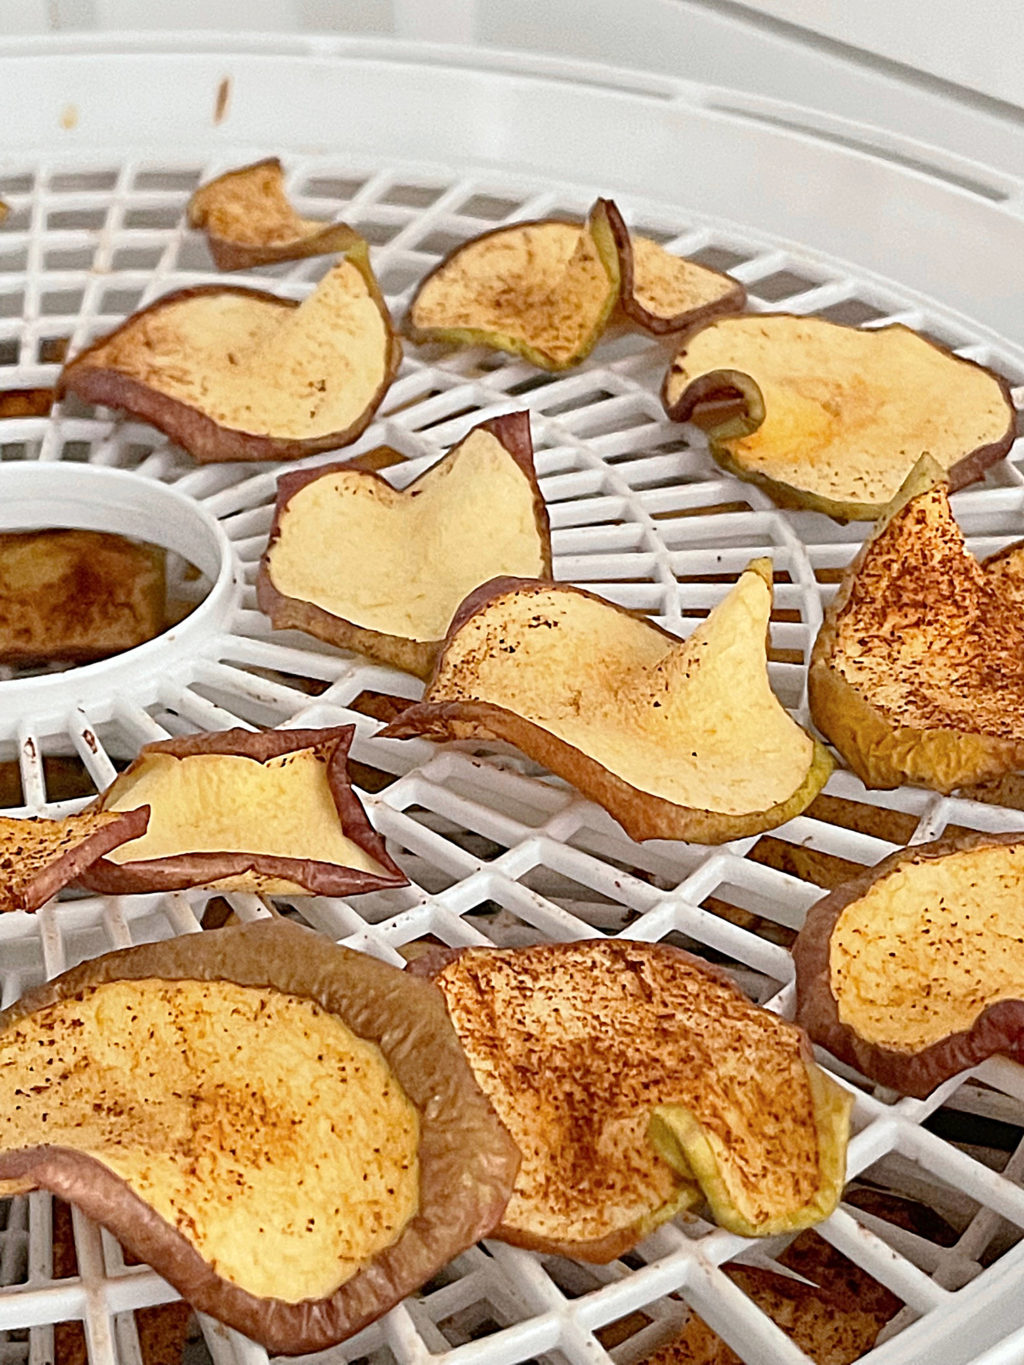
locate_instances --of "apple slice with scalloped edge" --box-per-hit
[0,807,150,913]
[257,411,551,679]
[79,725,406,896]
[406,198,621,370]
[414,937,850,1255]
[794,831,1024,1097]
[383,562,833,844]
[187,157,361,270]
[662,314,1015,520]
[809,457,1024,792]
[57,240,401,463]
[0,918,520,1353]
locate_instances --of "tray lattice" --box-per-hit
[1,153,1024,1365]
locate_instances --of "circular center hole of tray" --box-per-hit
[0,463,233,684]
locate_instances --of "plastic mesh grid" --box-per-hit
[1,152,1024,1365]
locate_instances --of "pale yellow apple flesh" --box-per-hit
[424,564,825,818]
[265,428,548,644]
[625,235,744,331]
[100,747,387,880]
[0,977,419,1302]
[187,158,359,266]
[829,842,1024,1052]
[407,201,621,369]
[663,316,1014,517]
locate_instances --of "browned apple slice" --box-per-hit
[257,412,551,679]
[414,938,850,1256]
[794,832,1024,1097]
[609,218,745,335]
[0,919,520,1352]
[384,563,833,844]
[406,198,621,370]
[79,726,407,896]
[809,458,1024,792]
[0,528,166,665]
[187,157,360,270]
[57,241,401,463]
[662,315,1015,520]
[0,807,149,913]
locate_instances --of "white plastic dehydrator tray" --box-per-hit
[3,31,1024,1365]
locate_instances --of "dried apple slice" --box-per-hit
[639,1259,895,1364]
[610,219,745,335]
[793,833,1024,1097]
[414,938,850,1255]
[384,563,833,844]
[187,157,360,270]
[0,919,520,1352]
[406,198,621,370]
[0,528,166,664]
[57,241,401,463]
[257,412,551,679]
[809,459,1024,791]
[662,315,1015,520]
[79,726,406,896]
[0,807,149,913]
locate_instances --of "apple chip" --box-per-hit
[794,833,1024,1097]
[810,459,1024,791]
[0,529,166,665]
[611,222,745,335]
[257,412,551,678]
[414,938,850,1256]
[79,726,406,896]
[640,1261,894,1364]
[0,919,520,1352]
[384,563,832,844]
[406,198,621,370]
[662,315,1015,519]
[57,241,401,463]
[0,807,149,913]
[187,157,360,270]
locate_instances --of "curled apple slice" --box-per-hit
[0,919,520,1352]
[384,564,832,844]
[662,314,1015,520]
[809,459,1024,792]
[414,938,850,1256]
[611,221,745,335]
[795,833,1024,1097]
[187,157,360,270]
[0,807,149,913]
[80,726,406,896]
[407,198,621,370]
[57,241,401,463]
[257,412,551,679]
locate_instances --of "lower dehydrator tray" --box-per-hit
[3,33,1024,1365]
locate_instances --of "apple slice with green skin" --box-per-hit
[384,562,833,844]
[414,938,850,1257]
[57,240,401,464]
[187,157,361,270]
[810,457,1024,792]
[794,832,1024,1098]
[0,919,521,1353]
[0,807,149,913]
[406,198,621,370]
[79,726,406,896]
[257,411,551,679]
[662,314,1015,520]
